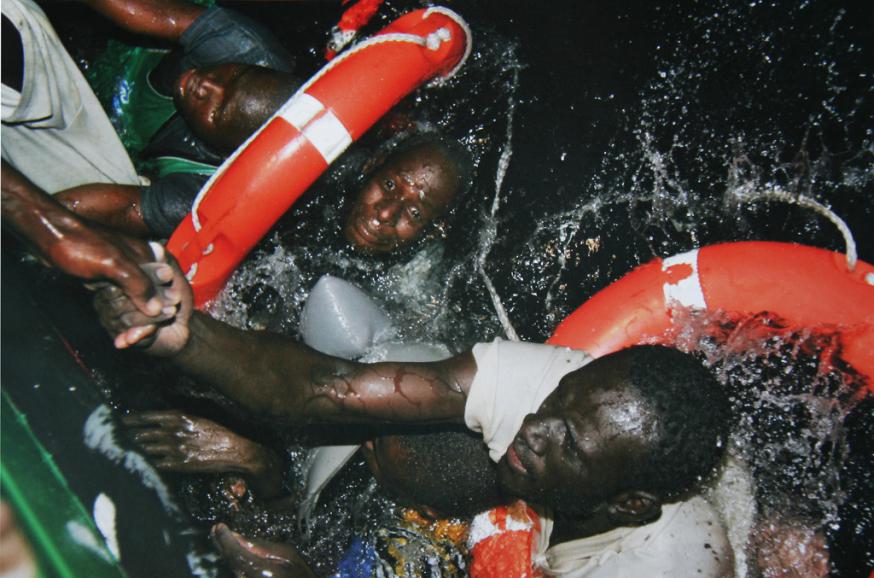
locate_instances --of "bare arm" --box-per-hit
[94,262,477,426]
[56,183,150,238]
[1,160,167,316]
[176,312,475,425]
[80,0,205,42]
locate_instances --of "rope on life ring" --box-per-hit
[167,7,472,306]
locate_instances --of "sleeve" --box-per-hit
[139,173,209,238]
[464,339,591,462]
[177,6,295,73]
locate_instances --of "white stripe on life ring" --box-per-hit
[279,92,352,165]
[303,111,352,164]
[662,248,707,309]
[280,93,324,129]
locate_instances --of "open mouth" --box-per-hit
[354,218,380,243]
[348,216,395,251]
[505,443,528,476]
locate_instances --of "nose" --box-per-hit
[375,198,402,224]
[519,415,564,456]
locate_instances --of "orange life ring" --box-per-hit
[167,7,472,306]
[470,241,874,578]
[549,241,874,391]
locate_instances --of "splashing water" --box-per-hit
[74,0,871,575]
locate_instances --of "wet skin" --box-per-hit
[211,523,315,578]
[343,144,460,254]
[497,364,656,516]
[123,411,283,497]
[174,62,285,153]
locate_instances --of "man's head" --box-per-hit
[498,345,730,524]
[363,427,502,518]
[343,135,471,254]
[175,63,298,154]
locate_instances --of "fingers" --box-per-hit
[107,239,173,317]
[94,282,175,349]
[115,324,157,350]
[122,410,186,427]
[148,241,165,262]
[107,256,164,317]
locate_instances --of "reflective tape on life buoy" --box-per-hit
[167,6,472,306]
[548,241,874,390]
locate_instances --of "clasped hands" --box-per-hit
[93,241,194,357]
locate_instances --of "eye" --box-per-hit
[562,419,581,457]
[407,206,423,221]
[383,178,396,191]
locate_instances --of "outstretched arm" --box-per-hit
[177,312,475,424]
[80,0,205,42]
[2,160,169,317]
[95,262,476,426]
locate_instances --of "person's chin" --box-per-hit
[496,461,534,499]
[344,220,392,254]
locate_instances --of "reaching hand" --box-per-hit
[123,411,271,475]
[211,523,316,578]
[1,160,171,317]
[94,252,194,355]
[50,221,171,317]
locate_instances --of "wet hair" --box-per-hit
[379,427,501,517]
[614,345,730,502]
[231,70,300,145]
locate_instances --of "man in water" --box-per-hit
[44,0,301,238]
[46,0,468,254]
[96,257,735,577]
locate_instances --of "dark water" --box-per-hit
[43,0,874,576]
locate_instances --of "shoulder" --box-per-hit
[627,497,734,577]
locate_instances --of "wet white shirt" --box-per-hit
[2,0,138,192]
[464,338,734,577]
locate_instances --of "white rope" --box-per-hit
[479,264,521,341]
[423,6,474,83]
[478,67,520,341]
[733,186,858,271]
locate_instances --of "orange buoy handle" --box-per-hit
[167,7,471,307]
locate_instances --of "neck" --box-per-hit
[550,508,622,545]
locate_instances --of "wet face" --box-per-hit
[343,145,460,254]
[175,63,282,153]
[497,365,655,513]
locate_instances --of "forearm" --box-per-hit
[56,184,150,238]
[2,161,88,259]
[173,312,472,425]
[80,0,205,42]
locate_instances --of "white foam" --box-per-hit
[82,405,179,515]
[93,493,120,561]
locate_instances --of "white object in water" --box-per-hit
[298,275,451,521]
[299,275,396,359]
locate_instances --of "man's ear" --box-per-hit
[606,491,661,525]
